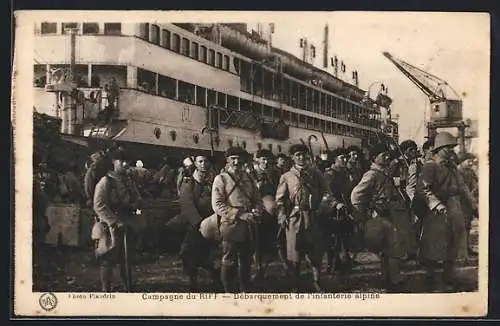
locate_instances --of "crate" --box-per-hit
[44,204,93,247]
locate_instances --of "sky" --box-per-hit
[246,12,490,143]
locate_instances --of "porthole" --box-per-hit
[154,127,161,139]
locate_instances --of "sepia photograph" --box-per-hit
[13,10,489,317]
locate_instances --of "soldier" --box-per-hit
[92,150,142,292]
[84,151,108,207]
[251,149,281,280]
[422,139,435,162]
[275,144,330,292]
[457,153,479,256]
[212,147,263,293]
[398,140,426,249]
[276,153,290,175]
[178,155,220,291]
[321,147,356,273]
[351,143,418,292]
[418,132,478,292]
[176,156,195,196]
[346,145,365,186]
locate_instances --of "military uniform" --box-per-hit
[178,169,219,290]
[417,132,478,289]
[276,160,329,291]
[347,161,364,187]
[251,162,281,279]
[322,164,355,272]
[399,157,427,244]
[93,170,140,292]
[351,162,418,289]
[212,165,262,292]
[458,162,479,254]
[418,159,477,280]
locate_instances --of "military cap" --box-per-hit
[399,140,418,152]
[432,132,457,152]
[256,148,274,158]
[370,143,391,160]
[225,146,247,158]
[330,147,348,159]
[289,144,309,155]
[276,153,288,160]
[422,139,434,152]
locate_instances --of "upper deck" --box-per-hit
[33,21,391,144]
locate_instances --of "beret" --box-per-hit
[330,148,348,159]
[370,143,391,160]
[289,144,309,155]
[256,149,274,158]
[226,146,247,158]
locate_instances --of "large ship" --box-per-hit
[33,22,397,164]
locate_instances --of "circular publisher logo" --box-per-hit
[39,293,57,312]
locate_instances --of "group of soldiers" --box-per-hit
[86,131,478,294]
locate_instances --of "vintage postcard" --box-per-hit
[12,10,489,317]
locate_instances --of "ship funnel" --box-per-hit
[323,24,329,69]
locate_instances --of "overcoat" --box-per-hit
[351,163,418,258]
[417,159,477,262]
[275,165,329,263]
[211,170,262,243]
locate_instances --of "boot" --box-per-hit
[311,265,322,293]
[208,267,222,291]
[382,256,403,293]
[238,256,252,293]
[220,265,233,293]
[100,265,113,292]
[277,238,290,276]
[291,263,301,292]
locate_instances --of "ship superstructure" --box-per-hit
[33,22,393,162]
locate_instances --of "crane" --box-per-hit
[382,51,469,154]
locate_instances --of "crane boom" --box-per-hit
[382,51,460,103]
[382,51,464,129]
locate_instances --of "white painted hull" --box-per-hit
[100,89,361,155]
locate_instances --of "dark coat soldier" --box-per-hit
[250,149,281,280]
[398,139,426,246]
[276,153,290,175]
[212,147,263,293]
[346,145,365,187]
[351,143,418,292]
[84,151,107,207]
[275,144,330,292]
[457,153,479,256]
[92,150,141,292]
[418,132,478,291]
[321,147,356,273]
[178,155,220,291]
